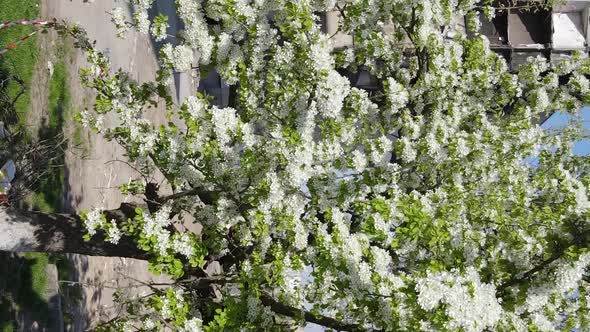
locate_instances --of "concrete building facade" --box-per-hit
[320,1,590,72]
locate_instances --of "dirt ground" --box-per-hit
[34,0,179,330]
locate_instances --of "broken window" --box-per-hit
[508,8,551,47]
[467,11,508,46]
[484,11,508,45]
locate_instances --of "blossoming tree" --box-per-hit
[3,0,590,330]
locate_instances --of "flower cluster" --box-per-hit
[416,268,503,331]
[133,10,150,34]
[150,14,169,42]
[161,43,194,72]
[111,7,129,38]
[83,207,104,236]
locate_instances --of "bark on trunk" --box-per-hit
[0,203,150,259]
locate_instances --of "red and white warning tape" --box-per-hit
[0,19,51,55]
[0,19,49,30]
[0,30,41,55]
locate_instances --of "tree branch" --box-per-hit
[497,222,590,295]
[161,186,217,205]
[182,276,237,289]
[496,250,564,295]
[260,293,376,332]
[0,203,150,259]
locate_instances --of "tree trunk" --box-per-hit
[0,203,150,259]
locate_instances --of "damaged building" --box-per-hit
[466,1,590,68]
[320,0,590,73]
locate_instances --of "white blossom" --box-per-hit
[183,95,207,118]
[133,10,150,34]
[150,18,168,41]
[554,253,590,293]
[111,7,129,37]
[131,0,153,10]
[400,136,417,162]
[416,268,502,332]
[351,149,367,172]
[162,44,194,72]
[106,220,122,244]
[293,222,307,250]
[387,77,409,113]
[143,318,155,329]
[84,208,104,236]
[172,233,194,258]
[180,317,203,332]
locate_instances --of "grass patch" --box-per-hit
[47,50,69,130]
[0,252,49,328]
[0,0,40,127]
[72,111,89,152]
[30,39,72,213]
[0,321,15,332]
[22,253,50,305]
[29,193,57,213]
